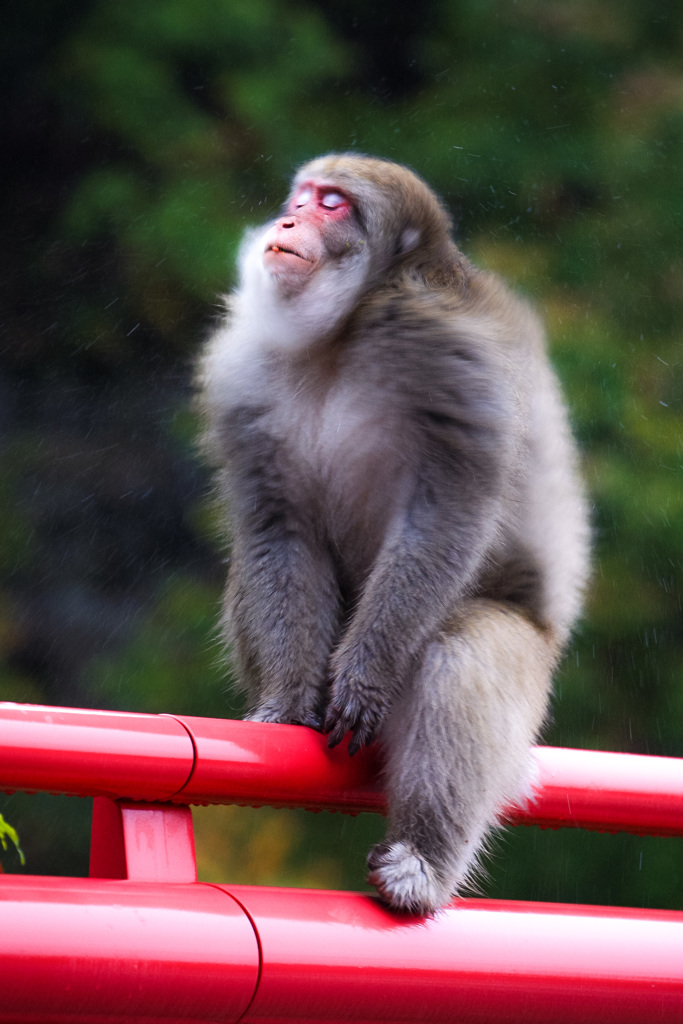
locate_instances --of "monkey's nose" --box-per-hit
[281,218,296,229]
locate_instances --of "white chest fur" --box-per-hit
[275,372,400,487]
[202,321,409,569]
[268,367,408,568]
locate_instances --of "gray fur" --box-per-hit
[197,154,590,914]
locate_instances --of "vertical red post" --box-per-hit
[90,797,197,882]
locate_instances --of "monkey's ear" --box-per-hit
[399,226,421,254]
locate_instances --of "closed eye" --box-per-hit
[295,187,313,207]
[321,192,347,210]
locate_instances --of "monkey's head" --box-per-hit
[237,154,463,348]
[241,152,458,303]
[289,154,455,273]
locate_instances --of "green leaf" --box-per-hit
[0,814,26,867]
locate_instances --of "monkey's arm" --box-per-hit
[325,346,518,753]
[325,492,503,750]
[219,411,341,729]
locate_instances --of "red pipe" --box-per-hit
[0,702,193,800]
[1,701,683,835]
[0,876,681,1023]
[512,744,683,835]
[0,876,259,1023]
[175,712,384,811]
[1,702,683,1020]
[229,885,683,1024]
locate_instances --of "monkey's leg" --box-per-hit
[367,599,556,915]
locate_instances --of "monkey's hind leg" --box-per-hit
[368,599,556,915]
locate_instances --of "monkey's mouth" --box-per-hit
[266,244,309,260]
[263,244,315,273]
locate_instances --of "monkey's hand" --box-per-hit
[325,696,381,755]
[246,701,325,732]
[324,655,388,755]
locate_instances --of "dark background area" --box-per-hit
[1,0,682,907]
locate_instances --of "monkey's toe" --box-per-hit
[367,841,451,916]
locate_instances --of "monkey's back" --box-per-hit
[461,271,590,646]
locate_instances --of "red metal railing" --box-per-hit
[1,700,683,1022]
[3,701,683,832]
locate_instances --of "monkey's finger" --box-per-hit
[324,707,351,749]
[292,711,325,731]
[327,724,350,750]
[347,733,364,757]
[348,720,376,756]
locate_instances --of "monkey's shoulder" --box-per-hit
[361,270,544,359]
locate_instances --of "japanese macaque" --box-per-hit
[197,154,589,914]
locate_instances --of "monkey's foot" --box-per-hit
[367,841,450,916]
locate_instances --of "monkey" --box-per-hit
[197,154,590,915]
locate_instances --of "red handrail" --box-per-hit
[1,700,683,834]
[1,700,683,1023]
[2,876,682,1023]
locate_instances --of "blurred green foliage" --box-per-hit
[1,0,682,909]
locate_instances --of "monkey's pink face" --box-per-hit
[262,180,355,280]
